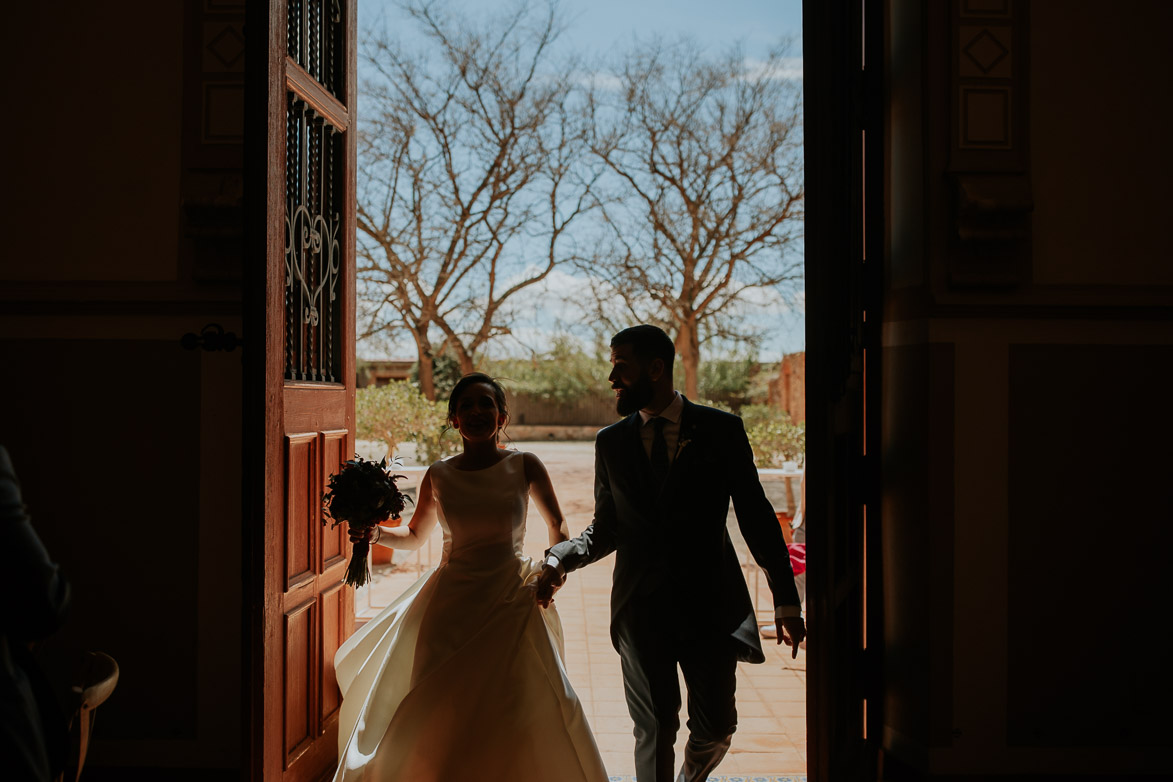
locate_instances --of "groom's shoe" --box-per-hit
[676,734,732,782]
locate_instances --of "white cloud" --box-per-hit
[571,70,624,92]
[731,285,801,310]
[743,56,803,82]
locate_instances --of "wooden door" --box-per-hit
[804,0,883,779]
[246,1,357,780]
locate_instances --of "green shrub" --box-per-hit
[740,404,805,468]
[678,357,777,410]
[697,358,755,406]
[355,381,461,464]
[485,337,610,403]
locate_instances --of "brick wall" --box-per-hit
[768,351,806,423]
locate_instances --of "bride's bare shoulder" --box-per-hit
[518,450,550,478]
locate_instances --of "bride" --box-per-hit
[331,373,607,781]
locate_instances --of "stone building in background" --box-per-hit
[356,359,414,387]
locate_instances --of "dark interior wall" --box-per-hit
[1030,0,1173,288]
[1006,344,1173,751]
[882,0,1173,777]
[879,340,955,764]
[5,4,182,283]
[0,0,244,775]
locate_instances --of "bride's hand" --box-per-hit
[349,526,375,545]
[534,564,564,608]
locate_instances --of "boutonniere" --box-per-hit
[675,436,693,458]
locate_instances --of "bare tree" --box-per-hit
[356,0,598,399]
[583,39,804,398]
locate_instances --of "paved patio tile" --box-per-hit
[592,685,628,701]
[594,699,635,717]
[737,701,775,718]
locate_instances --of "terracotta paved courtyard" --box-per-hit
[356,440,808,781]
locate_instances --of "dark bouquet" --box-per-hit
[322,455,412,588]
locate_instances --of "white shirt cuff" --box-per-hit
[544,555,566,578]
[775,605,801,620]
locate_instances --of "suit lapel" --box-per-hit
[673,399,700,466]
[613,400,703,512]
[661,398,699,495]
[615,412,661,512]
[620,412,653,479]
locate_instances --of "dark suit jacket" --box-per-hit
[1,446,70,781]
[549,398,800,663]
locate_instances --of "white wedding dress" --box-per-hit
[331,450,607,781]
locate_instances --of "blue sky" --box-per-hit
[359,0,802,58]
[355,0,805,360]
[545,0,801,59]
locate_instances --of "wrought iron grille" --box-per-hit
[287,0,344,98]
[285,94,343,382]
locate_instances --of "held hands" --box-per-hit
[533,564,565,608]
[777,616,806,659]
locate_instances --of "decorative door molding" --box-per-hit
[948,0,1033,285]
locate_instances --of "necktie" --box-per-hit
[650,417,669,483]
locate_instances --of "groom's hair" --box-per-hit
[611,325,675,369]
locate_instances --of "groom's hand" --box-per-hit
[534,564,565,608]
[779,616,806,659]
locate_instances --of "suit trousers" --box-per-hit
[615,616,738,782]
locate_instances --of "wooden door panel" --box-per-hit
[282,425,351,777]
[320,429,347,569]
[284,597,315,763]
[318,581,345,726]
[285,433,317,588]
[282,387,348,430]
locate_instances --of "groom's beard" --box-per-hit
[614,374,653,416]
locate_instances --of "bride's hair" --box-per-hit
[446,372,510,436]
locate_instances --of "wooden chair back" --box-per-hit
[56,651,119,782]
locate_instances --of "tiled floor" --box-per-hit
[356,440,807,779]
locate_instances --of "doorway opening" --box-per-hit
[344,1,833,780]
[247,0,878,780]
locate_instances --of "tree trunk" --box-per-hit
[675,323,701,399]
[454,345,475,376]
[417,350,436,401]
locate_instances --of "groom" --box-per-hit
[535,325,806,782]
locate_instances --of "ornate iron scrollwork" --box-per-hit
[285,90,343,382]
[284,0,345,382]
[285,200,340,380]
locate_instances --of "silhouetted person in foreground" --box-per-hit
[0,446,70,782]
[536,325,806,782]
